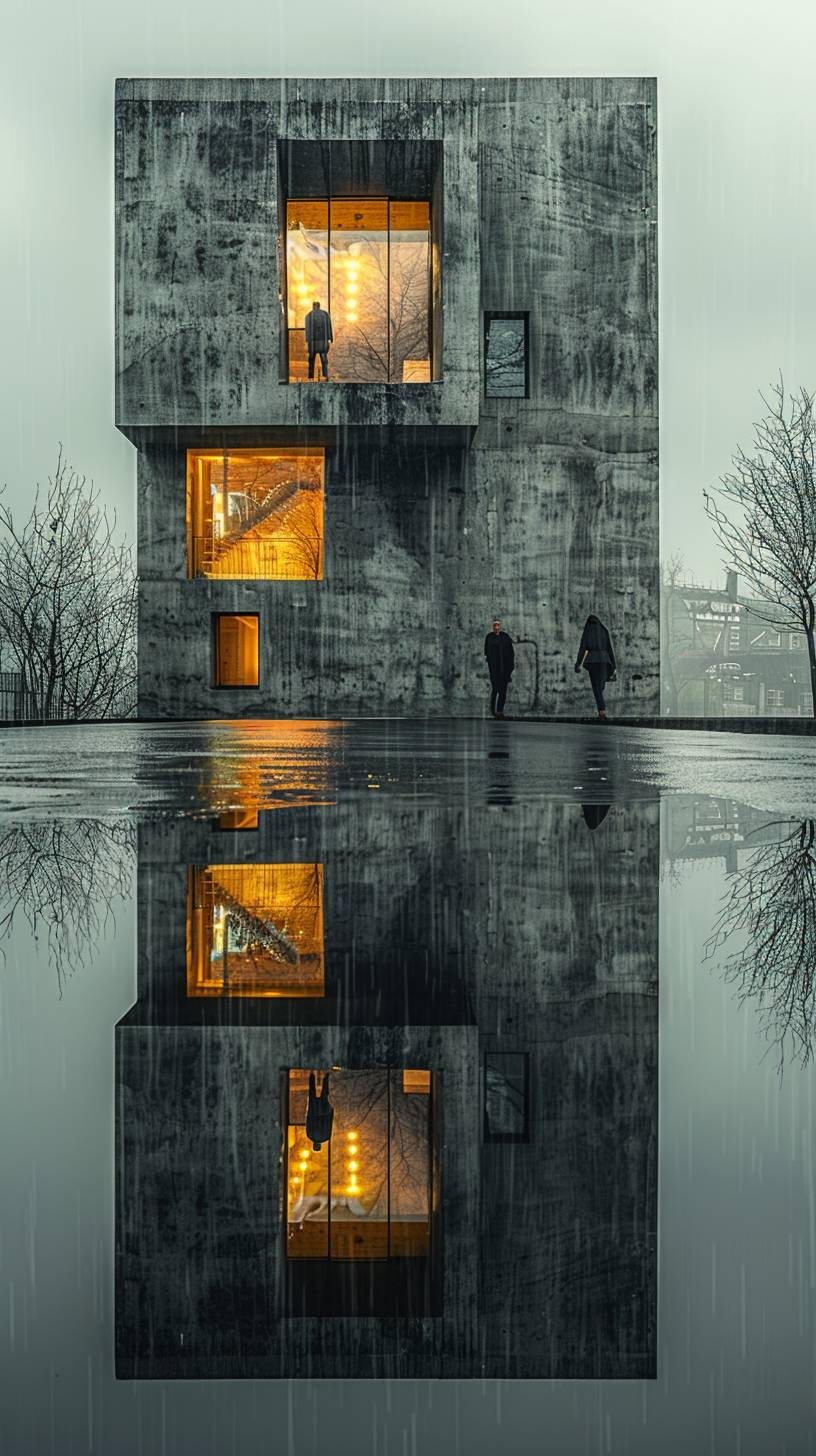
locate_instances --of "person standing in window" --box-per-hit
[484,618,515,718]
[574,613,617,720]
[305,300,333,381]
[306,1070,334,1150]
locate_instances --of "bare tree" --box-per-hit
[704,379,816,715]
[0,818,135,989]
[280,488,324,580]
[704,819,816,1070]
[0,448,137,719]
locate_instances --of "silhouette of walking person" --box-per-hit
[574,614,617,720]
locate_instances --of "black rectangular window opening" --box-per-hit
[484,1052,529,1142]
[484,312,530,399]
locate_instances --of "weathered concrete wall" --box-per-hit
[119,77,658,717]
[116,797,658,1377]
[115,79,480,429]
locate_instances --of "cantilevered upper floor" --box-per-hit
[114,75,657,437]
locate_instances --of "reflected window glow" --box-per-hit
[286,199,432,384]
[187,863,325,997]
[188,447,324,581]
[286,1068,432,1260]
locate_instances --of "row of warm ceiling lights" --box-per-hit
[291,1126,362,1200]
[295,248,365,325]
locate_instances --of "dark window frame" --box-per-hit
[483,1050,530,1143]
[284,197,434,386]
[211,612,261,691]
[483,311,530,400]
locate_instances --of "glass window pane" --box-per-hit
[213,614,258,687]
[329,199,389,383]
[187,864,325,997]
[287,1070,330,1259]
[287,200,328,383]
[485,315,528,398]
[484,1053,528,1139]
[329,1069,390,1259]
[188,448,324,580]
[389,201,430,383]
[389,1068,431,1256]
[285,1068,432,1261]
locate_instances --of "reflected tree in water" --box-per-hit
[705,819,816,1067]
[0,819,135,985]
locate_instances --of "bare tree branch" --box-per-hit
[704,379,816,714]
[0,448,137,720]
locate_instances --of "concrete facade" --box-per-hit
[116,77,658,717]
[116,796,658,1379]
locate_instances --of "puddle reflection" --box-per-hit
[115,794,659,1378]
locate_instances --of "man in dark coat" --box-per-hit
[484,618,515,718]
[574,614,617,719]
[306,1071,334,1151]
[304,300,333,380]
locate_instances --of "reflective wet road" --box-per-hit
[1,720,815,1453]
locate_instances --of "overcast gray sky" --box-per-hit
[1,0,815,585]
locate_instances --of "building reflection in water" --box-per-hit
[115,761,660,1379]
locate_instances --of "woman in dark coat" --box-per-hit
[574,614,617,719]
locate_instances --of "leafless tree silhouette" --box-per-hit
[704,379,816,715]
[704,819,816,1069]
[0,819,135,988]
[0,448,137,719]
[280,489,324,579]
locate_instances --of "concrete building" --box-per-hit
[115,77,659,718]
[115,785,658,1378]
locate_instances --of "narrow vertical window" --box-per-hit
[212,613,259,688]
[483,1052,529,1141]
[484,312,529,398]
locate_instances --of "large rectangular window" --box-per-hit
[188,448,324,580]
[212,613,259,688]
[187,864,324,997]
[484,312,530,398]
[286,199,431,384]
[286,1068,432,1260]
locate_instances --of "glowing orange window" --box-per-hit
[187,863,324,998]
[188,447,324,581]
[213,613,259,688]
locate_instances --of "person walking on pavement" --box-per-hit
[304,300,333,380]
[484,618,515,718]
[574,613,617,719]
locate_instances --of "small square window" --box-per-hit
[484,1052,529,1142]
[212,613,259,688]
[187,864,324,998]
[484,312,529,398]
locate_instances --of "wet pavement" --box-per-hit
[1,719,815,1452]
[0,717,813,817]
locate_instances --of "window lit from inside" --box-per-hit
[286,1068,432,1259]
[213,613,259,688]
[187,864,324,997]
[286,200,432,384]
[188,448,324,580]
